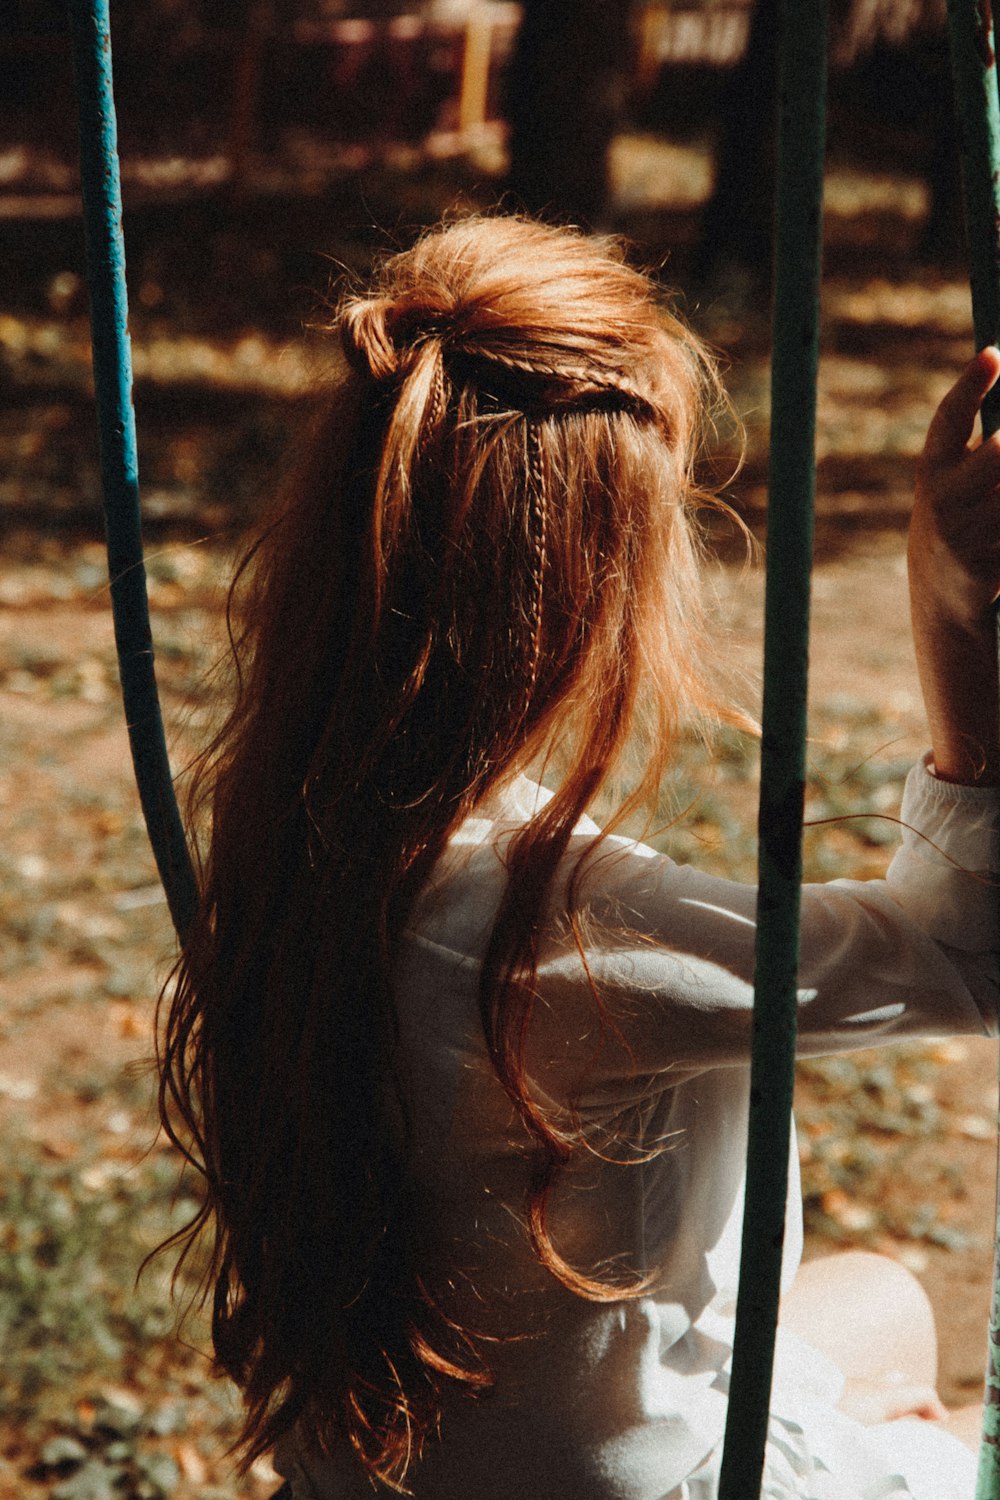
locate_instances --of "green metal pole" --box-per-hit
[66,0,198,940]
[945,4,1000,1491]
[717,3,827,1496]
[947,0,1000,434]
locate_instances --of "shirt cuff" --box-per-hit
[887,752,1000,951]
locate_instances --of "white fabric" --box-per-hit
[276,756,998,1499]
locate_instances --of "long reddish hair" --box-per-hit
[158,216,742,1491]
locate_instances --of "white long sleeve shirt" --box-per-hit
[277,756,998,1500]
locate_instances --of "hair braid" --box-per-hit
[418,352,447,457]
[525,419,549,713]
[453,340,660,419]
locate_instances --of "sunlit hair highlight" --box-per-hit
[157,215,747,1493]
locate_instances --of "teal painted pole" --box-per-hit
[945,4,1000,1491]
[947,0,1000,436]
[717,3,827,1497]
[66,0,198,940]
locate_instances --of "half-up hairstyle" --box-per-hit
[158,215,743,1492]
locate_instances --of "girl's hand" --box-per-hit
[911,347,1000,631]
[909,348,1000,785]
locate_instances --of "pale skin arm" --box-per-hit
[909,346,1000,786]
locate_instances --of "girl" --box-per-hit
[159,216,1000,1500]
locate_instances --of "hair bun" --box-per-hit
[341,295,649,418]
[340,297,402,381]
[337,218,694,425]
[341,289,457,383]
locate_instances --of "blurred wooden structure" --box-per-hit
[2,2,763,201]
[2,1,523,206]
[0,0,958,231]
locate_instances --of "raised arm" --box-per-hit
[909,347,1000,785]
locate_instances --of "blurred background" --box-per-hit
[3,2,999,1497]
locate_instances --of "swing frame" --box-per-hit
[65,2,1000,1494]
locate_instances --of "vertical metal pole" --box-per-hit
[717,3,827,1496]
[66,0,198,940]
[947,0,1000,436]
[945,6,1000,1492]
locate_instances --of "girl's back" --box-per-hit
[280,763,993,1499]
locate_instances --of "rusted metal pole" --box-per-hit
[66,0,198,940]
[717,2,827,1496]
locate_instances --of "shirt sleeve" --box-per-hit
[530,755,999,1087]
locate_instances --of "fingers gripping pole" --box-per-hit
[67,0,198,940]
[945,5,1000,1491]
[717,4,827,1497]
